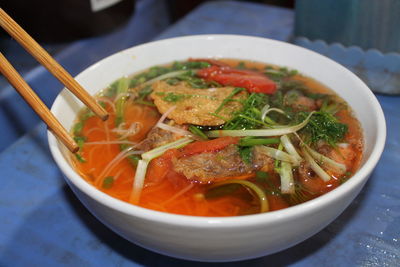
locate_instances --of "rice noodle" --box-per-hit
[85,127,104,136]
[141,70,189,87]
[162,183,194,206]
[112,122,142,140]
[97,97,116,114]
[96,147,141,186]
[157,122,194,137]
[155,106,176,126]
[129,159,149,204]
[103,120,111,152]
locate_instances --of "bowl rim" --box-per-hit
[48,34,386,228]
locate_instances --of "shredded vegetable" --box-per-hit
[129,138,194,204]
[279,161,295,194]
[305,145,346,174]
[300,147,331,182]
[258,146,300,165]
[280,135,302,165]
[206,112,315,137]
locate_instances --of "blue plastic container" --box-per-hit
[294,0,400,53]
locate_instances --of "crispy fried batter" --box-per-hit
[172,145,273,183]
[150,81,247,126]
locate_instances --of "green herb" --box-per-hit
[138,85,153,99]
[214,87,245,114]
[120,144,140,166]
[238,146,253,164]
[264,66,298,81]
[104,81,119,97]
[189,125,209,140]
[284,90,301,105]
[223,93,269,130]
[298,111,348,146]
[166,70,218,89]
[133,84,155,107]
[162,92,185,103]
[73,122,84,135]
[172,61,211,70]
[115,77,130,127]
[238,137,280,146]
[280,80,307,92]
[102,176,114,189]
[73,136,87,149]
[75,153,86,163]
[320,100,344,115]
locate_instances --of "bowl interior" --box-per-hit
[48,35,386,224]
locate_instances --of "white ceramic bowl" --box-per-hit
[48,35,386,262]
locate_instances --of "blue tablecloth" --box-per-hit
[1,1,399,266]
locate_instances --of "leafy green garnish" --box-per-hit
[188,125,209,140]
[162,92,185,103]
[73,122,84,136]
[73,136,87,149]
[298,111,348,146]
[172,61,211,70]
[214,87,245,114]
[134,85,155,107]
[264,66,298,81]
[102,176,114,189]
[75,153,86,163]
[238,146,253,164]
[120,143,140,166]
[238,137,280,146]
[223,93,269,130]
[115,77,130,127]
[166,70,218,89]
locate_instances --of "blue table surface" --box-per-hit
[1,1,399,266]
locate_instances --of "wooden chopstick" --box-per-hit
[0,53,79,152]
[0,7,109,121]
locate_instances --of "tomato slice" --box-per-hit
[197,65,277,94]
[180,136,239,157]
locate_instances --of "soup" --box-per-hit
[71,58,363,216]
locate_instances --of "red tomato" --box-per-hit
[197,66,277,94]
[180,136,239,157]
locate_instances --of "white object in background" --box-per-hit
[90,0,123,12]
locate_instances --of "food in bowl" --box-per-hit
[49,35,385,261]
[70,58,363,217]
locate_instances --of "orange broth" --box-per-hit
[72,59,363,217]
